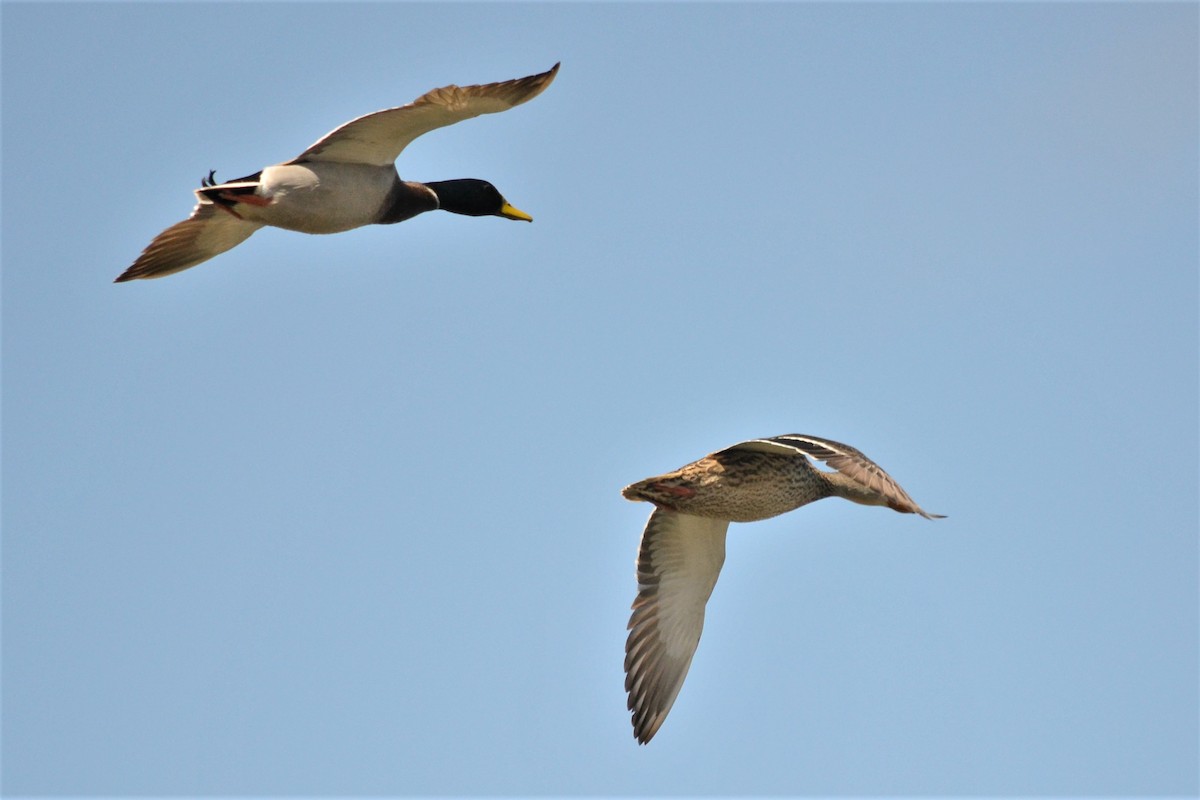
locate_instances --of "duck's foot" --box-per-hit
[218,191,272,207]
[650,483,696,499]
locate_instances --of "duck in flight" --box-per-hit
[622,433,944,744]
[115,63,559,282]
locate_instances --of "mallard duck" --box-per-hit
[115,63,559,282]
[622,433,944,744]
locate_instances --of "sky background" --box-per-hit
[2,2,1197,796]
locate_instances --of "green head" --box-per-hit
[426,179,532,221]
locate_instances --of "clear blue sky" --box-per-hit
[3,2,1196,795]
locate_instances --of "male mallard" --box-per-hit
[115,63,559,282]
[622,433,944,744]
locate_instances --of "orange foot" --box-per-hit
[219,191,272,207]
[652,483,696,499]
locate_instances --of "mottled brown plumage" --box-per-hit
[622,433,944,744]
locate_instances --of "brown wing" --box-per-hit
[729,434,945,519]
[115,198,262,282]
[289,63,559,167]
[625,509,729,744]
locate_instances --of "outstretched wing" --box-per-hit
[727,434,945,519]
[624,509,729,744]
[289,63,560,167]
[115,197,262,282]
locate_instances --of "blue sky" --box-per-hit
[2,2,1197,795]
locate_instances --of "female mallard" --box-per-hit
[115,63,559,282]
[622,433,944,744]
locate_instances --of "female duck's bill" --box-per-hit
[115,63,559,282]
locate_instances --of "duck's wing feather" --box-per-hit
[115,197,263,282]
[288,63,559,168]
[729,434,944,519]
[625,509,729,744]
